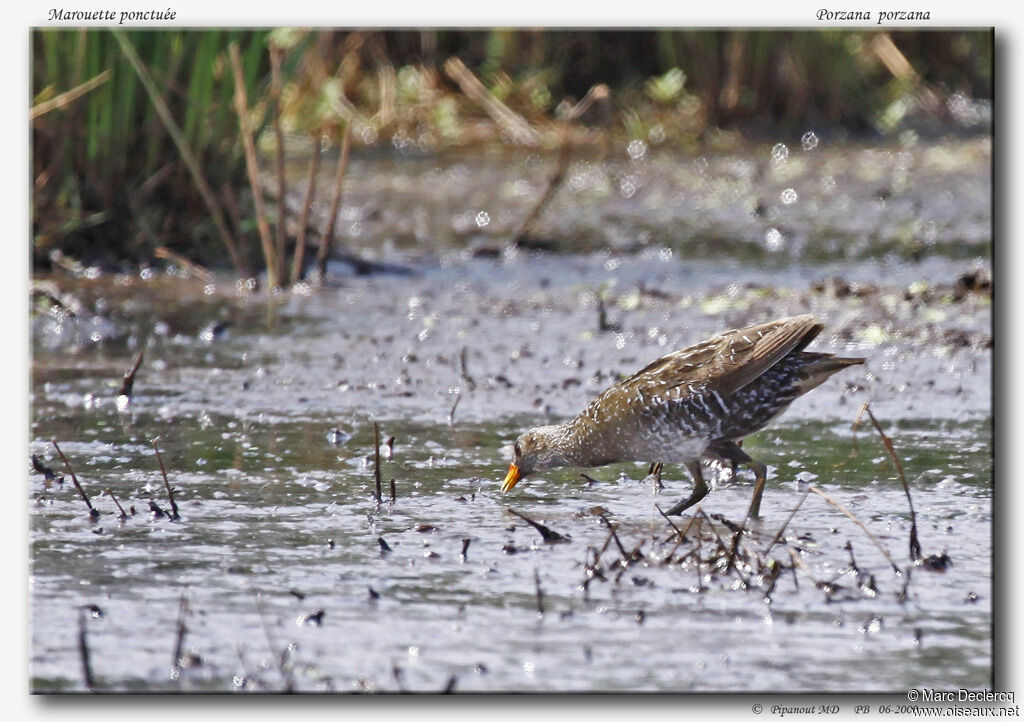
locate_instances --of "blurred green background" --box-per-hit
[31,29,992,278]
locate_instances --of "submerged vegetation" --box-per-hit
[31,29,991,282]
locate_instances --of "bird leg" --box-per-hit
[707,440,768,518]
[745,458,769,518]
[666,460,708,515]
[727,439,743,479]
[646,462,664,491]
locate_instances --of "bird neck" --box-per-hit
[533,419,603,468]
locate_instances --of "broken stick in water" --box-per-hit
[372,422,382,503]
[52,441,99,520]
[153,439,180,521]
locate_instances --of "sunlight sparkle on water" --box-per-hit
[764,228,785,252]
[770,143,789,166]
[627,140,648,160]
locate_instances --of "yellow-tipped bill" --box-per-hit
[501,463,521,493]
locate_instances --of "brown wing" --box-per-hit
[617,315,824,399]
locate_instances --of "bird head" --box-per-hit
[500,426,567,493]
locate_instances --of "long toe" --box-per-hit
[666,489,708,516]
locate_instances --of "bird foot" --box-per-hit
[665,487,708,516]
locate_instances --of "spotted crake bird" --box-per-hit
[500,315,864,517]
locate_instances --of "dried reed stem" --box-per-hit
[103,489,128,521]
[316,120,352,280]
[290,135,323,284]
[763,488,811,555]
[171,592,189,671]
[448,392,461,427]
[118,348,146,399]
[229,42,280,288]
[372,422,382,503]
[153,439,180,521]
[154,246,214,283]
[808,485,900,573]
[858,403,922,560]
[52,440,98,519]
[511,127,570,244]
[443,57,540,146]
[78,608,95,691]
[30,70,110,120]
[269,44,288,285]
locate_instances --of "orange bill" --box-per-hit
[500,463,521,493]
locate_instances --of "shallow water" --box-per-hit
[29,138,991,693]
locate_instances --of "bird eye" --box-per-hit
[513,443,521,456]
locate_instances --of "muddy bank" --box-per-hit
[292,137,991,262]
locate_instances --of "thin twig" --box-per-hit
[103,489,128,521]
[448,392,461,427]
[154,247,214,283]
[808,485,900,573]
[598,515,633,562]
[696,508,729,555]
[118,347,146,399]
[171,592,189,672]
[861,403,922,561]
[78,607,95,691]
[52,441,98,519]
[372,422,382,503]
[508,508,569,543]
[459,346,476,391]
[663,513,701,563]
[594,528,616,567]
[561,83,611,122]
[654,503,682,540]
[511,127,570,244]
[763,488,811,555]
[724,483,764,573]
[789,547,825,588]
[253,590,294,692]
[724,522,747,574]
[153,440,180,521]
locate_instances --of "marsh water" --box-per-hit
[30,138,992,692]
